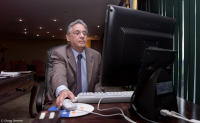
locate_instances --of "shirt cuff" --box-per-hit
[56,85,69,97]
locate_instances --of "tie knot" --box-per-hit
[77,54,82,61]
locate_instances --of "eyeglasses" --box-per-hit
[72,30,87,36]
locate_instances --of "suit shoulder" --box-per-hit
[50,44,68,57]
[51,44,68,52]
[87,47,101,56]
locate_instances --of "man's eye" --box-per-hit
[73,30,87,36]
[74,31,80,35]
[82,31,87,35]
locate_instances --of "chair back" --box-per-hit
[45,45,65,93]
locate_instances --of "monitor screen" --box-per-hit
[101,5,176,86]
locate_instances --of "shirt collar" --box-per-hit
[72,48,86,60]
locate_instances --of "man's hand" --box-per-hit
[56,90,75,108]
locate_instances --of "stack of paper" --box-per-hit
[0,71,21,77]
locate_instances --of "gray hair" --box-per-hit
[66,19,88,35]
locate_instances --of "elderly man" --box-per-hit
[46,19,103,107]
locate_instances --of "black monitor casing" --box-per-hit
[130,48,178,121]
[102,5,178,121]
[102,5,176,86]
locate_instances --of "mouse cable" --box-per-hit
[130,103,158,123]
[77,98,136,123]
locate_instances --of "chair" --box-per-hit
[36,45,64,113]
[31,60,45,82]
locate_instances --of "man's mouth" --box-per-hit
[79,41,86,44]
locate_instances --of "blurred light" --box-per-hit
[24,31,28,35]
[46,31,50,34]
[18,18,23,22]
[59,28,63,31]
[39,26,43,29]
[52,19,57,22]
[36,34,40,37]
[97,25,100,28]
[52,35,55,38]
[24,28,28,31]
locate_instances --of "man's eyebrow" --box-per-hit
[75,29,86,31]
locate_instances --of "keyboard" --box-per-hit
[76,91,134,103]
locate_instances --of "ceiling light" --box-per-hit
[36,34,40,37]
[97,25,100,28]
[18,18,23,22]
[52,19,57,22]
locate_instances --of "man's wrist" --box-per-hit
[56,85,69,97]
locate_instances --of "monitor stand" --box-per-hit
[129,47,178,121]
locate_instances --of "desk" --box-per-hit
[32,97,200,123]
[0,72,36,117]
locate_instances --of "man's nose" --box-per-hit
[79,33,85,40]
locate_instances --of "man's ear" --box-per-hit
[66,34,70,41]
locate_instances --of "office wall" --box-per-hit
[0,39,66,64]
[0,37,101,71]
[139,0,200,104]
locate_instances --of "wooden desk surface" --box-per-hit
[33,97,200,123]
[0,73,34,104]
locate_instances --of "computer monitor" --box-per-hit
[101,5,176,86]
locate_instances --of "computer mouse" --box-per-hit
[62,99,77,111]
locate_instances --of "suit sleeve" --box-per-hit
[94,53,104,92]
[50,50,69,95]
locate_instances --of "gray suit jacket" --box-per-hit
[46,44,103,102]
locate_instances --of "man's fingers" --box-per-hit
[68,92,76,102]
[56,90,76,107]
[56,94,65,108]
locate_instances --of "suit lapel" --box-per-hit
[86,48,94,86]
[66,46,94,88]
[66,46,76,73]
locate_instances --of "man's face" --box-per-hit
[66,23,87,50]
